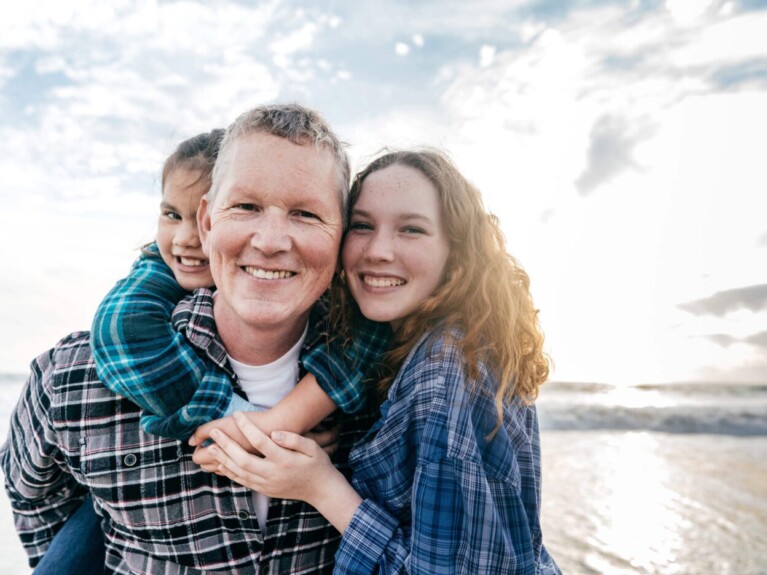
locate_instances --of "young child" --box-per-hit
[31,131,222,575]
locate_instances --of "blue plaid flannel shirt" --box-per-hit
[91,244,390,440]
[334,327,561,574]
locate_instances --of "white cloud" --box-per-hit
[412,34,424,47]
[672,12,767,66]
[270,22,319,66]
[395,42,410,56]
[666,0,714,24]
[479,44,496,67]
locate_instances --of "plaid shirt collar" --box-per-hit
[171,288,331,377]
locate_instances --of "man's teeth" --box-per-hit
[179,257,208,267]
[364,276,405,288]
[243,266,296,280]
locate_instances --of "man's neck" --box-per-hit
[213,306,309,366]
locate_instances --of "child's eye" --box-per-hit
[164,211,182,221]
[402,226,425,234]
[349,221,373,231]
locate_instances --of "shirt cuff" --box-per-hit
[335,499,398,574]
[224,394,264,416]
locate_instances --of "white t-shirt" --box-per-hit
[226,324,308,534]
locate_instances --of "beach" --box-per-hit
[1,376,766,574]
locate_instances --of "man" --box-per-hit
[1,104,374,574]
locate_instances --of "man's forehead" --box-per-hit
[216,133,339,206]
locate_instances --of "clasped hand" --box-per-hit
[189,412,340,504]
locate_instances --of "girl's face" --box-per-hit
[342,164,450,330]
[156,167,213,290]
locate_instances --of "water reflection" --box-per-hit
[540,431,767,574]
[589,432,682,573]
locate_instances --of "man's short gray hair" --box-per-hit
[208,103,351,222]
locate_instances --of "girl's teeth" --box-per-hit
[364,276,405,288]
[243,267,295,280]
[180,257,207,267]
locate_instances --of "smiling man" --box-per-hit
[1,104,375,574]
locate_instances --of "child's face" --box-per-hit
[156,167,213,291]
[341,164,451,330]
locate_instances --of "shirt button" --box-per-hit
[237,510,250,521]
[123,453,138,467]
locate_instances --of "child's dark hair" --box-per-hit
[161,129,225,192]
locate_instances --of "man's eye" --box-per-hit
[164,211,182,221]
[233,204,257,211]
[294,210,319,220]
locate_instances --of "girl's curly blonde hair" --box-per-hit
[332,148,550,437]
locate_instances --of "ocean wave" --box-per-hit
[538,403,767,436]
[544,380,767,396]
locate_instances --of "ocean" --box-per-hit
[538,381,767,574]
[0,374,766,574]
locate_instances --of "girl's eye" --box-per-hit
[164,211,182,221]
[349,221,373,231]
[402,226,426,234]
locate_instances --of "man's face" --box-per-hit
[199,132,343,339]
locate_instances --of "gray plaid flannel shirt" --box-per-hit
[1,291,376,574]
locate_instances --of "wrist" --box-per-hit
[309,467,362,532]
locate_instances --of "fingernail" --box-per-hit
[211,430,221,440]
[272,431,285,442]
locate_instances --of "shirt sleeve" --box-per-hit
[302,318,391,413]
[335,457,541,574]
[0,353,89,567]
[90,244,235,440]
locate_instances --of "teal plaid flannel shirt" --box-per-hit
[90,244,390,440]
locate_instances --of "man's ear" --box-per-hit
[198,195,212,256]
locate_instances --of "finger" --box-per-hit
[218,466,257,490]
[200,462,220,473]
[189,425,208,446]
[207,443,249,479]
[231,412,283,459]
[305,423,340,448]
[192,446,215,466]
[189,419,221,446]
[208,427,270,480]
[270,430,320,456]
[321,441,339,457]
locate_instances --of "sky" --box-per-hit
[1,0,765,384]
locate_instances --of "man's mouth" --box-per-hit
[362,275,406,288]
[243,266,296,280]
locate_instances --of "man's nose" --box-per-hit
[250,210,291,254]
